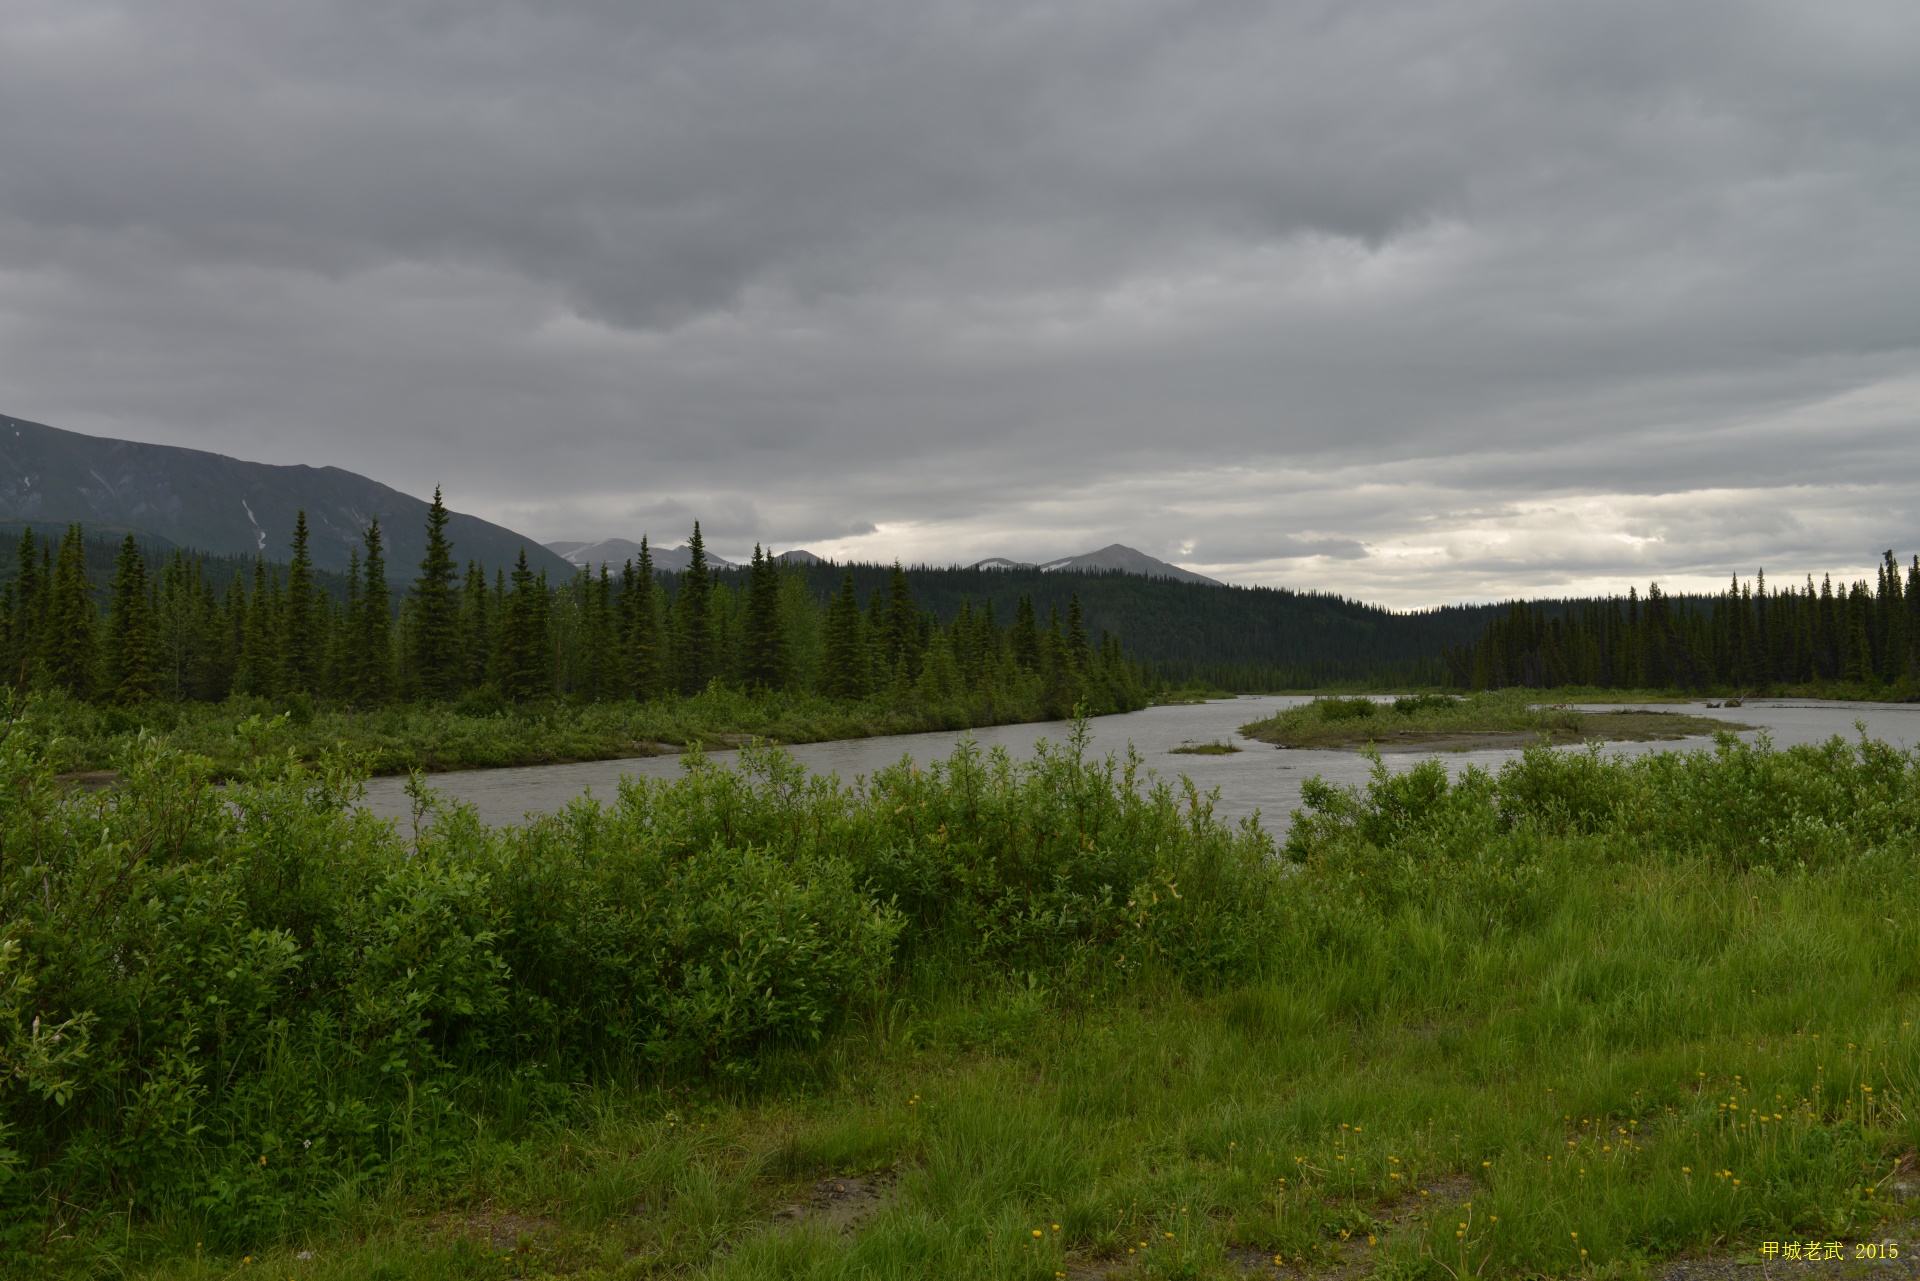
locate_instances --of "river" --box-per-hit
[357,696,1920,831]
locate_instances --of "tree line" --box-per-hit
[770,562,1497,691]
[1447,552,1920,694]
[0,495,1149,716]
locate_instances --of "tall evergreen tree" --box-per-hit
[355,520,393,702]
[820,571,867,699]
[283,511,319,694]
[460,559,493,690]
[626,540,665,700]
[101,535,159,705]
[496,549,553,701]
[1066,593,1093,678]
[882,562,920,679]
[740,545,791,692]
[234,557,282,697]
[1010,595,1040,672]
[410,487,462,700]
[671,523,716,695]
[41,525,96,698]
[5,527,43,687]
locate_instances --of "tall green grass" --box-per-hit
[3,709,1917,1276]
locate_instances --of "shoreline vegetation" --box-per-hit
[2,709,1915,1275]
[1240,690,1743,752]
[21,686,1135,780]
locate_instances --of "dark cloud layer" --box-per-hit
[2,0,1917,605]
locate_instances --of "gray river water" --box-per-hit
[358,697,1920,832]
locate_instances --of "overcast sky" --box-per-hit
[3,0,1918,607]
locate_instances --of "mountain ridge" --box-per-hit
[546,538,740,572]
[0,414,573,577]
[972,543,1222,586]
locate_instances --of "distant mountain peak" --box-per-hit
[971,544,1221,586]
[545,537,737,572]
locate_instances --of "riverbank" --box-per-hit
[1240,690,1739,752]
[11,685,1136,779]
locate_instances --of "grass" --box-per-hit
[1169,740,1242,755]
[10,721,1920,1278]
[1241,690,1739,752]
[105,853,1920,1280]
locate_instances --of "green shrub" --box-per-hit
[1391,692,1460,715]
[0,704,1275,1242]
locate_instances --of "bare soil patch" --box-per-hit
[772,1169,899,1235]
[428,1205,560,1253]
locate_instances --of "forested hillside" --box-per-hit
[705,561,1503,689]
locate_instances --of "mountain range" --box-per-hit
[1,412,1220,591]
[554,536,1217,586]
[0,413,573,577]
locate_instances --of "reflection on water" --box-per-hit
[358,696,1920,831]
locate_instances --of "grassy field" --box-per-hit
[4,711,1917,1278]
[1241,691,1739,752]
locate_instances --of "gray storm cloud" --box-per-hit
[1,0,1916,606]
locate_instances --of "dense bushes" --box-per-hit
[0,709,1273,1242]
[1287,728,1920,877]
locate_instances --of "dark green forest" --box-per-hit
[1447,555,1920,696]
[11,500,1917,712]
[0,500,1148,720]
[768,562,1500,689]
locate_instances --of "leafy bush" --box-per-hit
[1391,692,1460,715]
[1288,731,1920,873]
[0,703,1276,1243]
[1313,696,1378,721]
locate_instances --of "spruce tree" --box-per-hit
[153,551,189,700]
[671,523,715,695]
[1066,593,1093,678]
[882,562,921,681]
[820,571,866,699]
[1010,595,1040,672]
[234,557,282,697]
[627,540,664,700]
[1040,604,1073,711]
[410,487,462,700]
[461,559,492,690]
[336,547,363,699]
[740,545,791,692]
[41,525,96,698]
[283,511,318,694]
[4,528,42,687]
[498,549,549,701]
[571,564,618,700]
[101,535,159,705]
[356,520,392,703]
